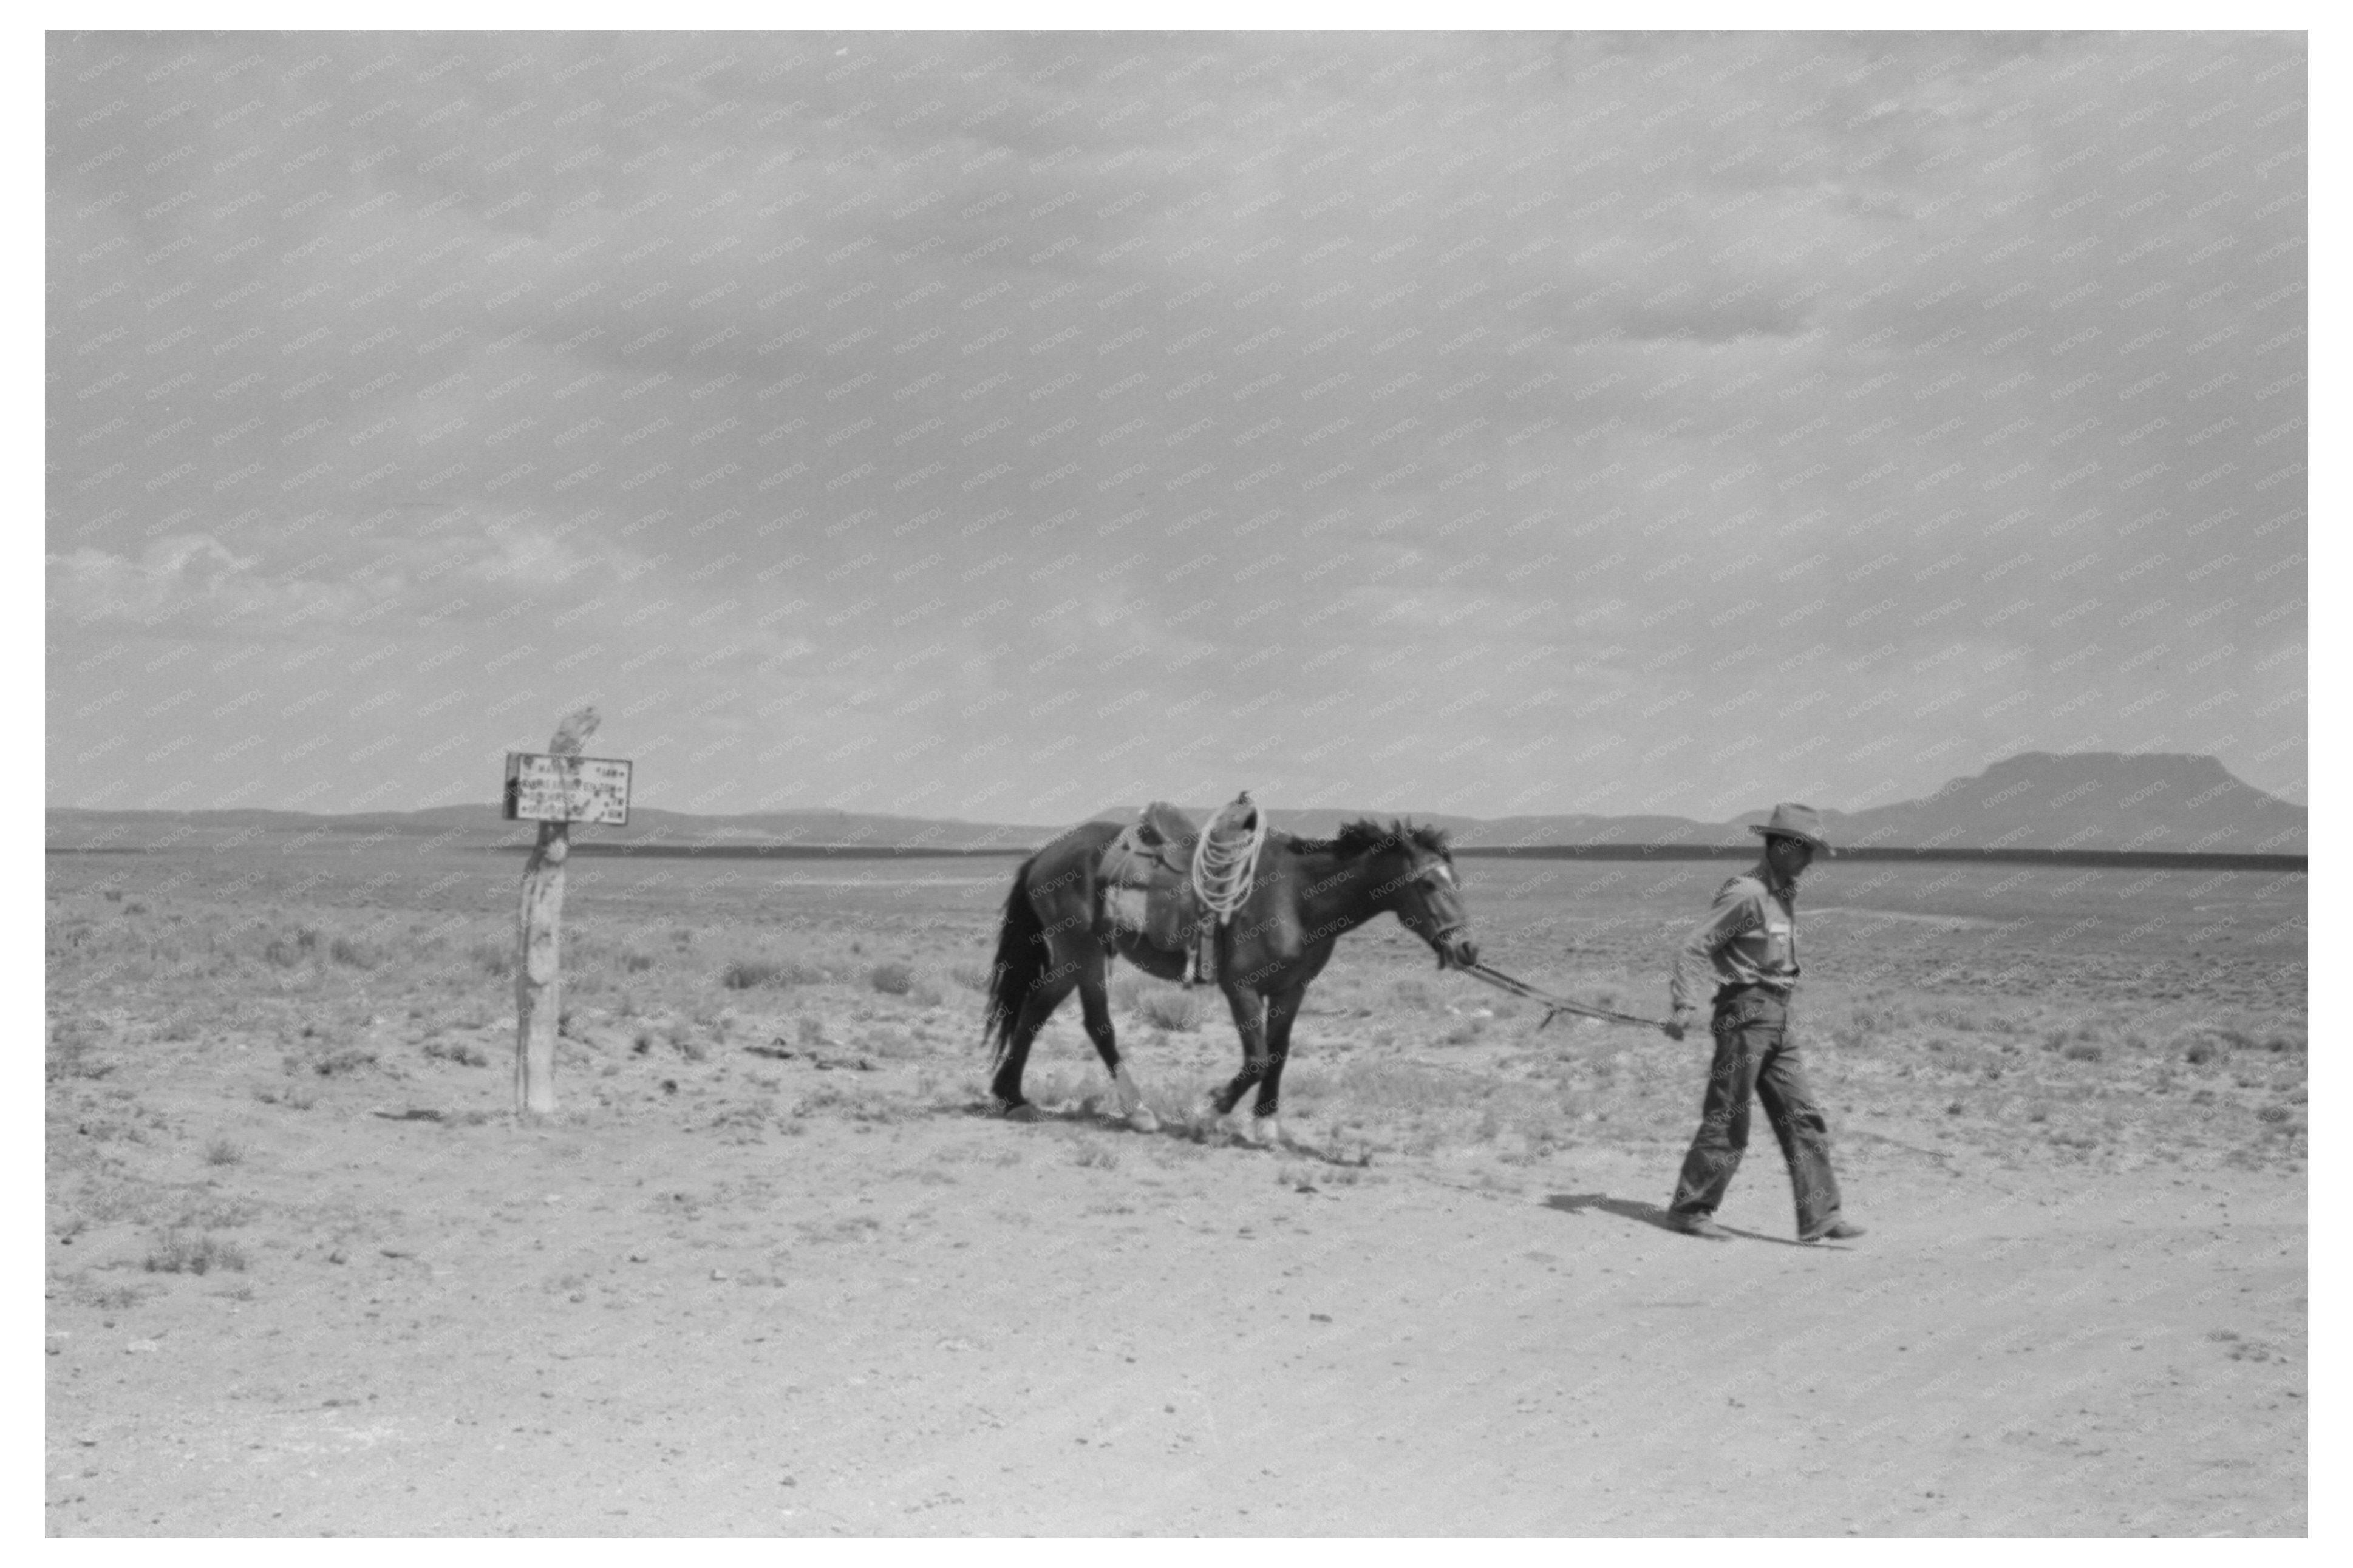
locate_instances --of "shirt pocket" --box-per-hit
[1760,920,1793,968]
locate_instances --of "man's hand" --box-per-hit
[1663,1008,1695,1041]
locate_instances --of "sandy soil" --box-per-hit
[44,846,2306,1536]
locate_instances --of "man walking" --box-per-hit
[1661,803,1863,1244]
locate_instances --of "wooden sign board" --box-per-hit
[503,753,632,825]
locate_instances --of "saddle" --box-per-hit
[1098,794,1261,986]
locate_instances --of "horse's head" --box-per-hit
[1381,823,1478,971]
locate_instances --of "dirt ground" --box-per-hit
[44,838,2307,1536]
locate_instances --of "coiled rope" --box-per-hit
[1190,797,1268,923]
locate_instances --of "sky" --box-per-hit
[45,28,2308,826]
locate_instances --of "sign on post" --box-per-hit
[506,710,619,1118]
[503,752,632,825]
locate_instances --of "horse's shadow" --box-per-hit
[1543,1192,1810,1247]
[954,1097,1371,1166]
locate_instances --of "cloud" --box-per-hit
[44,30,2307,815]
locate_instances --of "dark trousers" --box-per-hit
[1669,989,1844,1238]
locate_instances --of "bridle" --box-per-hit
[1400,857,1471,957]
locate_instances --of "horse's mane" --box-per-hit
[1285,818,1452,860]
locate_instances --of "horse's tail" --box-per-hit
[983,854,1047,1068]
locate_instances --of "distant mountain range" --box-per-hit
[1742,752,2304,858]
[46,751,2303,856]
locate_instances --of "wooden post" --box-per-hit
[515,706,599,1116]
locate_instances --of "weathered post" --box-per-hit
[509,706,601,1116]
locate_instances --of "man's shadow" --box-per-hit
[1544,1193,1810,1247]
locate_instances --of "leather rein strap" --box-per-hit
[1460,960,1668,1031]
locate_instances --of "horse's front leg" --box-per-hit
[1207,979,1267,1123]
[1077,965,1158,1133]
[1251,983,1308,1140]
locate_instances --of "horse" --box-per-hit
[981,816,1478,1143]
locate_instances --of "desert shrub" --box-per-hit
[288,1047,377,1077]
[424,1039,490,1068]
[2178,1027,2233,1065]
[1391,979,1437,1011]
[46,1025,111,1083]
[145,1232,247,1275]
[723,959,780,989]
[868,960,916,996]
[950,963,992,992]
[910,983,945,1009]
[177,1196,257,1230]
[329,935,378,968]
[621,950,656,973]
[1140,988,1204,1032]
[2062,1040,2103,1062]
[470,941,512,979]
[264,928,322,967]
[723,956,825,989]
[203,1138,244,1166]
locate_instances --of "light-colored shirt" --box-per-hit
[1669,871,1800,1014]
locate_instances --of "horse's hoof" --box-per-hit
[1126,1107,1161,1134]
[999,1101,1041,1123]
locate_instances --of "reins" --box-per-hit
[1460,960,1668,1031]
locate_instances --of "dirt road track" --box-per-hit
[47,1095,2304,1537]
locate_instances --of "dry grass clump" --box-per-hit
[424,1039,490,1067]
[263,926,324,967]
[202,1138,245,1166]
[1139,988,1205,1032]
[328,935,378,968]
[722,955,826,989]
[46,1022,111,1083]
[868,960,916,995]
[285,1045,377,1077]
[1390,978,1439,1011]
[144,1232,247,1275]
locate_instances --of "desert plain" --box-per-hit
[44,820,2306,1536]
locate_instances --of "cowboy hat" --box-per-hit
[1748,801,1834,855]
